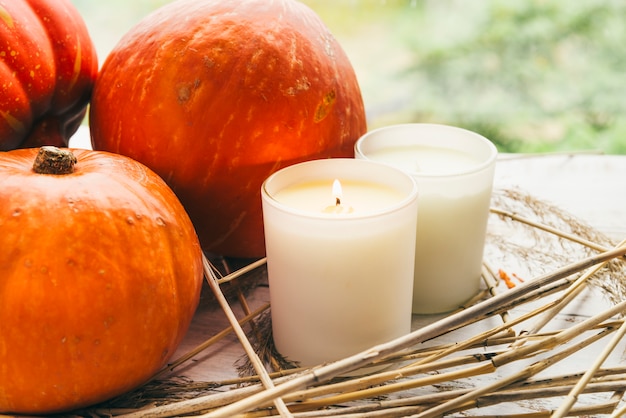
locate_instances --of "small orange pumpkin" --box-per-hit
[0,147,203,414]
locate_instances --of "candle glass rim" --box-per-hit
[261,158,419,220]
[354,123,498,178]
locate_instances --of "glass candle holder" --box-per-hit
[261,158,418,367]
[355,124,497,314]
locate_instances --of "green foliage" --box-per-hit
[397,0,626,154]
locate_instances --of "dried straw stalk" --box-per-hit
[150,302,270,381]
[412,304,626,417]
[248,380,626,418]
[488,188,626,304]
[216,257,267,285]
[551,316,626,417]
[255,319,622,416]
[274,319,624,414]
[490,207,612,253]
[612,402,626,418]
[201,245,626,417]
[235,318,623,411]
[201,255,293,418]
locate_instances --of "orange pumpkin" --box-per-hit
[0,147,203,414]
[0,0,98,150]
[89,0,366,258]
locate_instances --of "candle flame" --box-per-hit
[322,179,353,214]
[332,179,342,206]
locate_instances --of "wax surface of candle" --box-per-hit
[364,145,481,174]
[272,180,406,215]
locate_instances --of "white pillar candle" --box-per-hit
[261,159,418,368]
[355,124,497,314]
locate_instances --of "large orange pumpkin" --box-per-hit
[0,147,203,414]
[89,0,367,258]
[0,0,98,150]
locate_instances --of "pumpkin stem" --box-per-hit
[32,146,77,175]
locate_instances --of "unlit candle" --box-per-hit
[356,124,497,314]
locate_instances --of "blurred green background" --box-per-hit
[70,0,626,154]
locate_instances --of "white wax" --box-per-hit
[366,145,481,175]
[262,159,418,368]
[410,187,492,312]
[272,179,406,215]
[356,124,497,314]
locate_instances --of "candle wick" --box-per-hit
[336,197,341,206]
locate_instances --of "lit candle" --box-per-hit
[355,124,498,314]
[261,159,418,368]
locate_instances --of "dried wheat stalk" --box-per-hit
[202,255,293,418]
